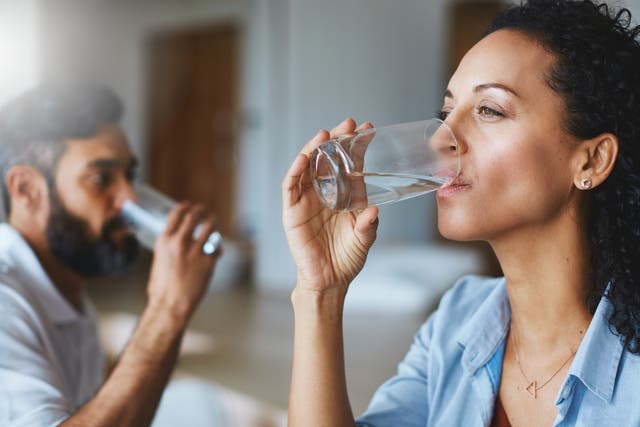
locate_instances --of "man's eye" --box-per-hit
[438,110,450,120]
[125,168,138,183]
[89,172,112,188]
[477,106,503,117]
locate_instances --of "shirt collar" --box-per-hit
[0,223,81,324]
[561,294,624,404]
[454,273,624,403]
[456,277,511,374]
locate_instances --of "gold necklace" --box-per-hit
[510,323,577,399]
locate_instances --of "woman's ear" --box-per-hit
[572,133,619,190]
[5,165,49,213]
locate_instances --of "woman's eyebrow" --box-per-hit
[443,83,520,100]
[474,83,520,97]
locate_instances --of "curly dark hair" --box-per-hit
[485,0,640,353]
[0,81,123,216]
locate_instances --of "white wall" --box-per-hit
[0,0,40,104]
[628,0,640,20]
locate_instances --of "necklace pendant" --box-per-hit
[526,381,538,399]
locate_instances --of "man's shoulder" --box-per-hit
[0,282,46,356]
[0,273,42,319]
[0,257,36,315]
[0,235,51,338]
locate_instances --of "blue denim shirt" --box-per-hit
[356,275,640,427]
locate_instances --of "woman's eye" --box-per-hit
[438,110,450,120]
[477,105,503,118]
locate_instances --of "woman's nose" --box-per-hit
[443,115,469,156]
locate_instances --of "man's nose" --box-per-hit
[114,178,137,211]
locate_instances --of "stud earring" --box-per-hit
[580,177,592,190]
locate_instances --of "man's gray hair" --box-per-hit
[0,82,123,216]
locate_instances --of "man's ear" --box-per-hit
[572,133,619,190]
[5,165,49,213]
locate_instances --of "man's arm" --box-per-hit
[63,303,185,426]
[62,203,218,427]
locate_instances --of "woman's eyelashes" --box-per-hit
[438,104,505,121]
[476,105,504,118]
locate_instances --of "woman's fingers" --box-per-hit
[356,121,374,132]
[330,117,357,139]
[354,206,379,249]
[282,153,311,207]
[283,118,371,209]
[300,129,331,158]
[283,126,335,206]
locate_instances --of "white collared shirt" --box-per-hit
[0,223,104,426]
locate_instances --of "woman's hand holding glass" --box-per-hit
[282,118,380,294]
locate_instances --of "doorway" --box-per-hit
[146,24,239,236]
[447,1,506,75]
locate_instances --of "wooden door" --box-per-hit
[146,25,238,236]
[448,1,506,75]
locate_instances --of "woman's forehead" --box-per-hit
[446,29,556,99]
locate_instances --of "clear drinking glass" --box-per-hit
[310,119,460,211]
[121,184,222,255]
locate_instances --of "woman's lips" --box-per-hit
[437,177,470,198]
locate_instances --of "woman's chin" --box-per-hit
[437,218,476,241]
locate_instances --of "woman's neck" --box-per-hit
[490,214,593,354]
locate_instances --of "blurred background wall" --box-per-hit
[3,0,640,292]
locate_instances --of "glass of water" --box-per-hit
[310,119,460,211]
[121,184,222,255]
